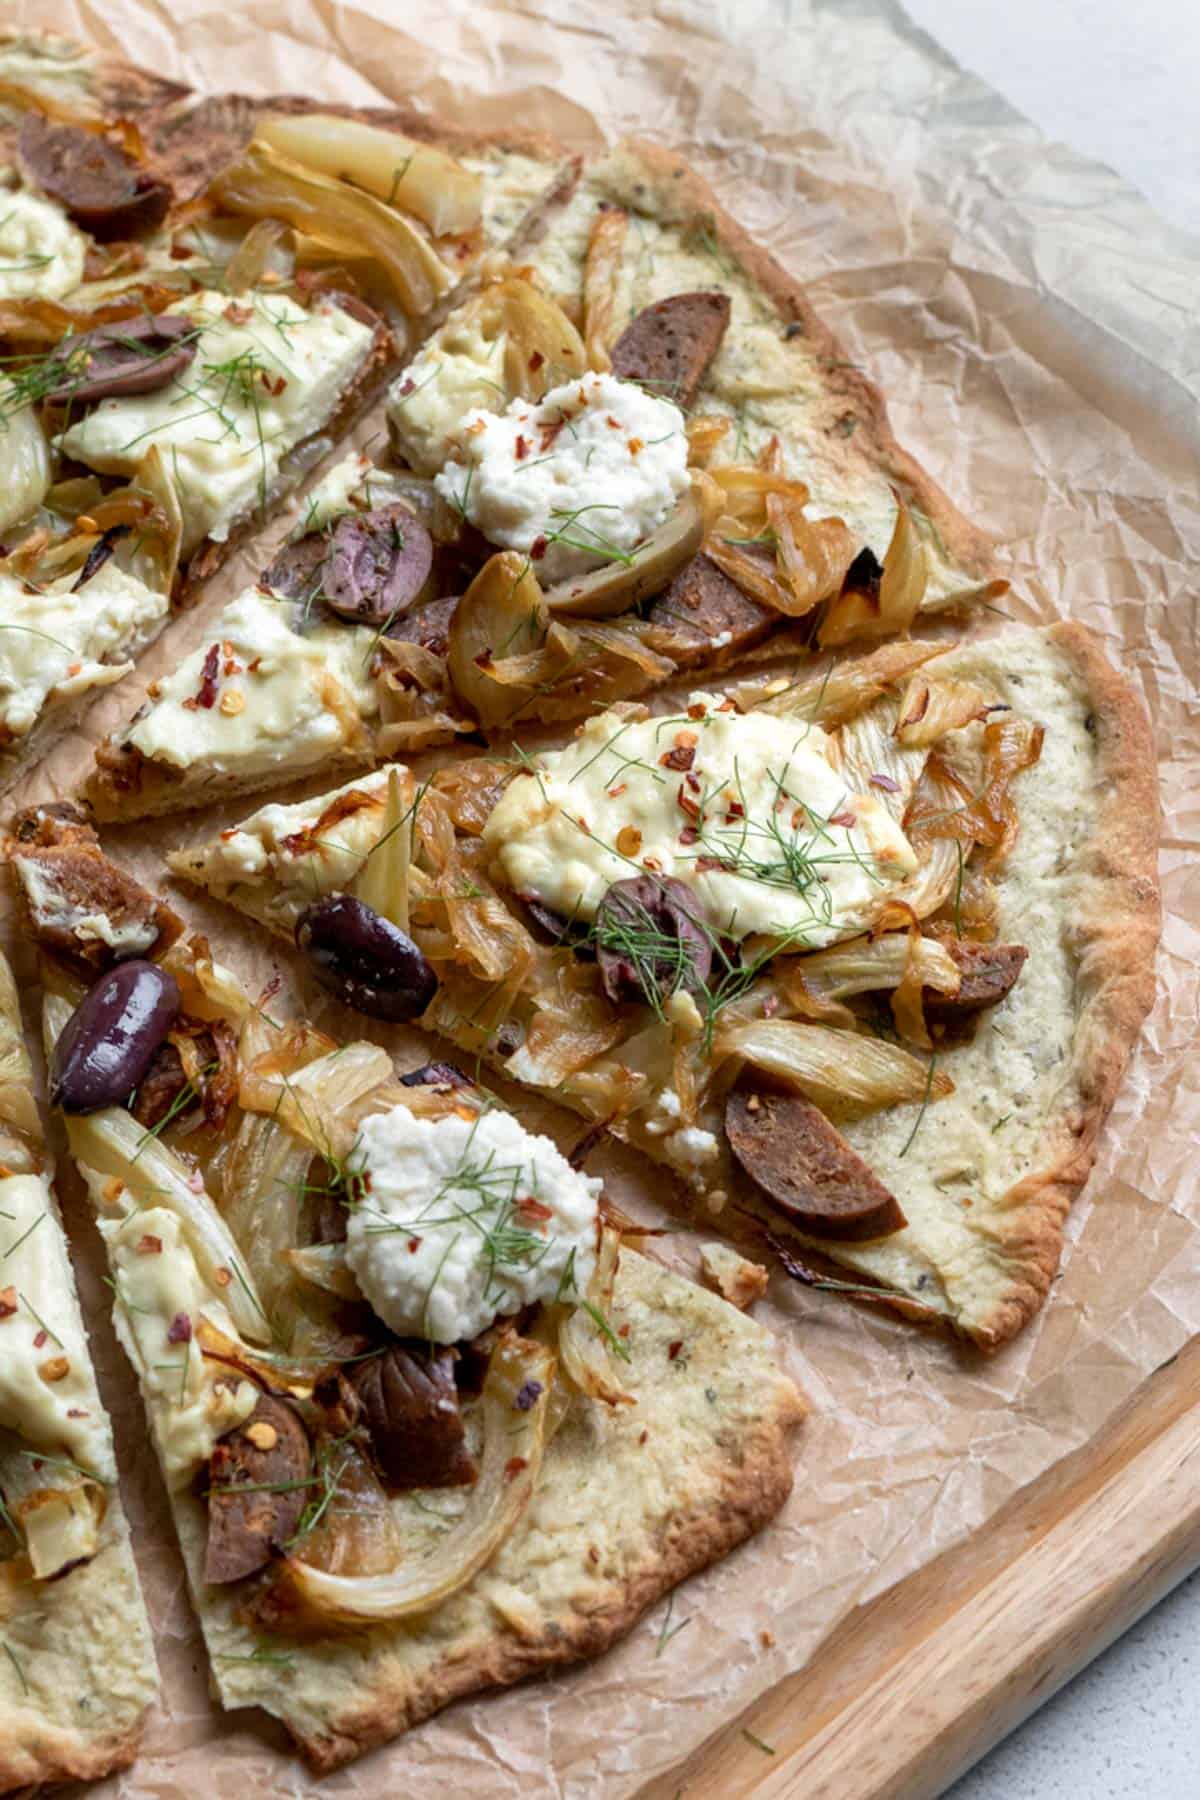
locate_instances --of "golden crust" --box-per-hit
[959,620,1161,1347]
[0,1709,145,1795]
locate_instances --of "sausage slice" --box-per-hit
[644,550,779,667]
[726,1080,907,1242]
[610,292,731,410]
[19,115,171,241]
[205,1393,313,1585]
[348,1345,478,1490]
[924,940,1028,1035]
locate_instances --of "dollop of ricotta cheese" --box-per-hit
[0,560,169,740]
[125,587,379,779]
[0,188,86,299]
[483,692,917,946]
[58,288,374,553]
[346,1106,601,1344]
[434,371,690,583]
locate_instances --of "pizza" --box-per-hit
[82,140,1013,822]
[0,20,1163,1786]
[9,806,803,1771]
[0,32,575,793]
[0,944,158,1789]
[167,621,1159,1349]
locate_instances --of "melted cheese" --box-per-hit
[58,288,374,554]
[387,316,509,475]
[0,1174,114,1479]
[104,1208,257,1488]
[0,188,86,300]
[126,587,379,780]
[483,692,916,945]
[0,560,168,739]
[201,766,391,886]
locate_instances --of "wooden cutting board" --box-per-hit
[643,1331,1200,1799]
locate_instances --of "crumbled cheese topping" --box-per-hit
[483,690,917,945]
[434,371,690,582]
[346,1106,601,1343]
[0,188,86,299]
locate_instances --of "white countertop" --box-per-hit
[895,14,1200,1797]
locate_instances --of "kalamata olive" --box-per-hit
[50,959,181,1115]
[45,315,197,407]
[321,504,434,626]
[399,1060,473,1089]
[295,893,438,1022]
[19,115,172,241]
[594,874,714,1007]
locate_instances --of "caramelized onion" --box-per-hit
[818,494,928,648]
[718,1017,953,1114]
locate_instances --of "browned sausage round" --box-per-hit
[726,1079,907,1242]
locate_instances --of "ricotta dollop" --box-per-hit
[346,1106,601,1344]
[58,288,374,553]
[434,371,690,583]
[483,692,917,946]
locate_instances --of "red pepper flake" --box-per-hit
[679,825,699,846]
[642,855,663,872]
[33,1329,47,1349]
[618,1323,630,1338]
[168,240,193,260]
[259,974,283,1007]
[528,350,544,372]
[514,1380,543,1412]
[515,434,530,461]
[505,1456,529,1479]
[685,770,702,793]
[399,376,416,396]
[195,642,221,710]
[167,1312,193,1344]
[829,809,857,828]
[530,533,548,561]
[639,1428,649,1445]
[136,1234,164,1256]
[659,744,694,771]
[67,1408,88,1418]
[223,657,242,677]
[687,701,707,720]
[667,1339,684,1361]
[0,1286,17,1320]
[538,419,563,452]
[517,1196,554,1222]
[606,416,620,428]
[677,784,701,822]
[695,854,733,873]
[247,656,262,674]
[607,782,627,799]
[717,697,738,712]
[627,436,644,456]
[472,648,495,670]
[725,799,745,821]
[223,301,253,325]
[870,773,902,793]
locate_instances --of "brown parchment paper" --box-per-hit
[5,0,1199,1794]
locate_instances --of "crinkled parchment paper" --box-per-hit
[5,1,1199,1795]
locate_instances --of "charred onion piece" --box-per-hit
[295,893,438,1022]
[50,960,180,1115]
[347,1345,478,1490]
[595,874,714,1007]
[610,291,731,410]
[44,314,197,407]
[542,485,704,620]
[321,503,434,626]
[725,1079,907,1242]
[924,939,1028,1034]
[205,1393,313,1585]
[19,115,171,241]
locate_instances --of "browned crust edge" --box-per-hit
[959,619,1161,1348]
[613,136,998,589]
[291,1380,803,1773]
[0,1708,146,1796]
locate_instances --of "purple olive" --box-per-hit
[295,894,438,1022]
[594,875,714,1007]
[44,314,197,407]
[321,504,434,626]
[50,960,181,1114]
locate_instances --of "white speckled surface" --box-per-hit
[896,10,1200,1796]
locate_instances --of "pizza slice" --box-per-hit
[167,622,1159,1349]
[14,830,803,1772]
[0,945,158,1789]
[0,33,576,793]
[83,135,1012,821]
